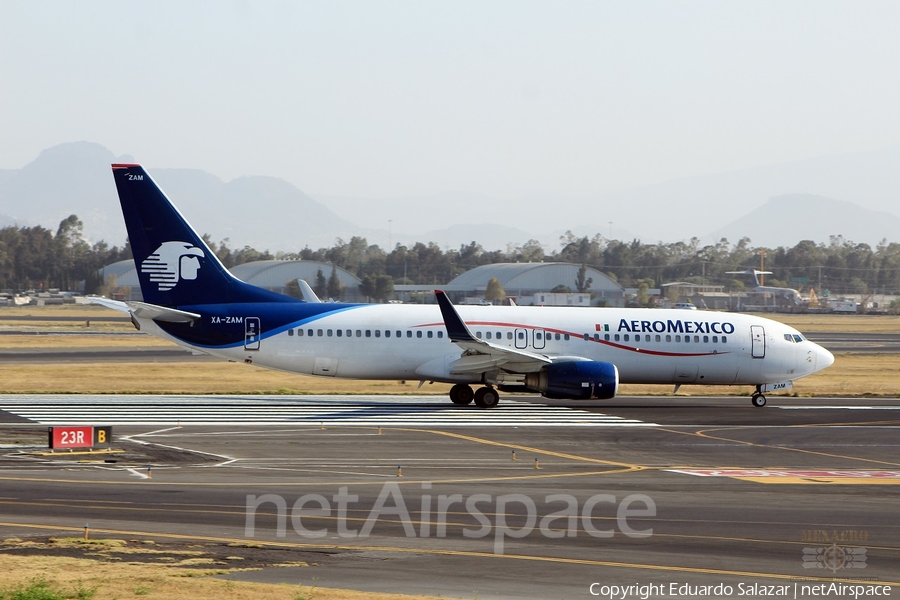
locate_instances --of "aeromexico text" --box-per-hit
[615,319,736,335]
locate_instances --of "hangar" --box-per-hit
[442,262,624,307]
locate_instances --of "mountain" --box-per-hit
[3,141,900,253]
[705,194,900,248]
[0,142,356,251]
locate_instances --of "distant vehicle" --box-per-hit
[827,300,858,313]
[674,303,698,310]
[95,164,834,408]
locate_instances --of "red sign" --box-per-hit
[49,426,95,449]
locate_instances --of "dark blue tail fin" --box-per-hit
[112,164,295,307]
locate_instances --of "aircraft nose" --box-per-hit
[816,344,835,371]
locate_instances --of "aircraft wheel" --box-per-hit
[474,387,500,409]
[449,384,474,405]
[751,393,767,408]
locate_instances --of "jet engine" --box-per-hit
[523,360,619,400]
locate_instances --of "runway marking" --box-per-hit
[0,395,658,427]
[0,521,897,587]
[668,469,900,485]
[656,426,900,469]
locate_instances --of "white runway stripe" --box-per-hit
[0,395,657,427]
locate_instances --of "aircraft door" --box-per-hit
[533,329,546,350]
[750,325,765,359]
[515,328,528,349]
[244,317,261,351]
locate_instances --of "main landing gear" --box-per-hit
[751,385,767,408]
[449,384,499,408]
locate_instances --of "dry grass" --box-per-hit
[0,361,451,395]
[0,554,442,600]
[0,334,173,349]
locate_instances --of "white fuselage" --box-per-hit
[140,304,834,390]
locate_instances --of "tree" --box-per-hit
[327,266,343,300]
[284,279,304,299]
[358,274,394,303]
[575,264,593,293]
[485,277,505,304]
[314,268,327,298]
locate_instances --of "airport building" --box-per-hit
[396,262,625,306]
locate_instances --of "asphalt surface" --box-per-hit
[0,394,898,599]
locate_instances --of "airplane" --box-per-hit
[727,269,804,308]
[95,164,834,409]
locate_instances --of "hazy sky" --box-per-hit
[2,1,899,199]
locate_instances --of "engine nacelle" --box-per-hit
[524,361,619,400]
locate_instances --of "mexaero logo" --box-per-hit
[140,241,205,291]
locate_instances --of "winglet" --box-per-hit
[435,290,477,343]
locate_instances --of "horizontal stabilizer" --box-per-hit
[128,302,201,323]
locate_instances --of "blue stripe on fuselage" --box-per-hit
[156,302,366,349]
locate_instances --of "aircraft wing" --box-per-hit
[435,290,552,374]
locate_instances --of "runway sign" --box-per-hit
[48,426,112,449]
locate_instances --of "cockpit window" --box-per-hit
[793,334,804,343]
[784,334,794,342]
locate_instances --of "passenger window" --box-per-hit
[624,334,629,341]
[327,329,333,337]
[536,333,542,340]
[298,329,304,337]
[375,330,381,338]
[307,329,314,337]
[417,331,423,338]
[485,332,492,340]
[407,331,412,338]
[675,335,681,342]
[722,336,727,344]
[356,330,362,337]
[385,330,391,338]
[703,335,708,343]
[396,330,401,338]
[336,330,342,337]
[476,331,482,339]
[712,335,718,343]
[555,333,561,340]
[518,332,525,340]
[288,329,294,337]
[317,329,323,337]
[604,334,610,341]
[564,334,570,341]
[694,336,699,343]
[666,335,672,342]
[507,332,513,340]
[496,331,501,339]
[347,330,352,337]
[438,331,444,338]
[427,331,433,338]
[365,330,371,337]
[614,334,620,341]
[655,335,661,342]
[583,333,589,341]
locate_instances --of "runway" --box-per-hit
[1,394,899,599]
